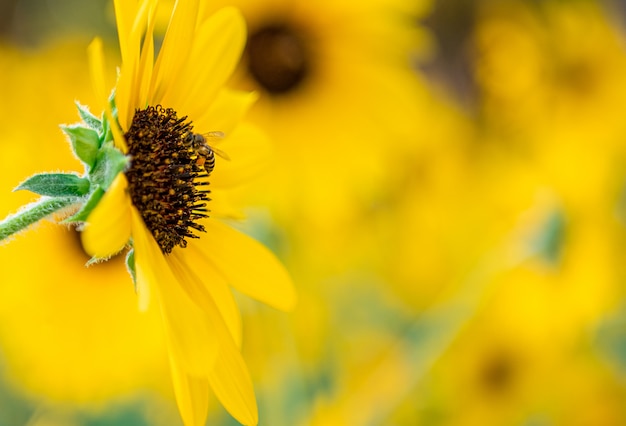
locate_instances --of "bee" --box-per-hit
[184,131,228,176]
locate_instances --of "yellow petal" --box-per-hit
[165,7,247,118]
[87,37,127,152]
[165,255,258,424]
[150,0,199,104]
[81,174,131,259]
[131,207,218,376]
[170,243,243,347]
[197,219,297,312]
[200,280,258,425]
[116,0,155,129]
[134,0,157,111]
[209,348,258,426]
[115,51,135,131]
[168,355,210,426]
[113,0,139,65]
[194,88,257,141]
[204,189,246,220]
[86,38,108,115]
[210,123,271,189]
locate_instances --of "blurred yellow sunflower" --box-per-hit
[419,250,626,426]
[196,0,432,245]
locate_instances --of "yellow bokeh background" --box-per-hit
[2,0,626,425]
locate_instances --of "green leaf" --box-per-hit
[15,173,90,197]
[63,185,105,222]
[75,101,103,134]
[125,248,137,289]
[61,124,100,168]
[91,142,129,190]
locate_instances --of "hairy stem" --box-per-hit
[0,197,78,242]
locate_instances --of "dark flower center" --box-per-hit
[124,105,210,254]
[479,351,516,395]
[246,23,310,95]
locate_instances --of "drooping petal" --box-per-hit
[168,354,210,426]
[208,340,258,426]
[170,244,243,347]
[131,207,218,376]
[197,277,258,425]
[196,219,297,312]
[81,174,131,259]
[150,0,199,104]
[163,251,258,424]
[166,7,247,118]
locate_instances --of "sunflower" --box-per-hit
[1,0,296,425]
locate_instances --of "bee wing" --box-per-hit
[212,146,230,161]
[203,131,225,141]
[202,131,230,160]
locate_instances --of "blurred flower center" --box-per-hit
[124,105,210,254]
[479,351,516,395]
[246,23,310,95]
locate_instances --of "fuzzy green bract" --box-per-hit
[0,98,127,245]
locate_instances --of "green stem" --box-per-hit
[0,197,78,242]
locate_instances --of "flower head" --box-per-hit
[0,0,296,425]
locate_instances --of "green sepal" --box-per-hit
[75,101,103,134]
[125,248,137,289]
[101,91,119,145]
[101,113,113,145]
[15,173,90,197]
[61,124,100,169]
[63,185,105,223]
[85,257,101,267]
[91,143,129,190]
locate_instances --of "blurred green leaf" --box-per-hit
[595,306,626,375]
[78,406,150,426]
[530,209,566,266]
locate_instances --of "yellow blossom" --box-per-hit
[0,1,297,425]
